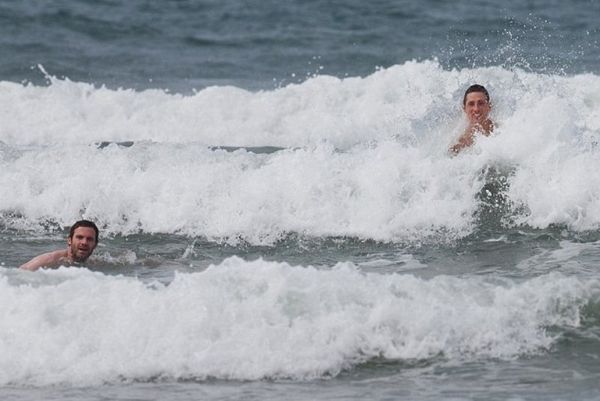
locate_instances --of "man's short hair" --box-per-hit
[69,220,99,243]
[463,84,490,106]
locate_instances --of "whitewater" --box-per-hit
[0,259,596,386]
[2,61,600,243]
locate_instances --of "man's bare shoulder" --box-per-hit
[19,250,69,271]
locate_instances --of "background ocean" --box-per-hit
[2,0,600,400]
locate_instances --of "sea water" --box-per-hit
[2,1,600,400]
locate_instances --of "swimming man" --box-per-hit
[20,220,99,271]
[450,84,494,154]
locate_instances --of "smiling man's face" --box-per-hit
[463,91,491,125]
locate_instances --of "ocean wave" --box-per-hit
[1,257,596,386]
[1,61,600,241]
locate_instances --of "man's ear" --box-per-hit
[67,237,72,246]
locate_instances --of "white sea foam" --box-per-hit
[1,60,600,241]
[0,257,595,386]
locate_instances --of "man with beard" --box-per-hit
[20,220,99,271]
[450,84,495,154]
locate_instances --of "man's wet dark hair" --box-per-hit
[463,84,490,106]
[69,220,99,243]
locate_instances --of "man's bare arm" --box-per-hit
[19,250,68,271]
[450,132,475,154]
